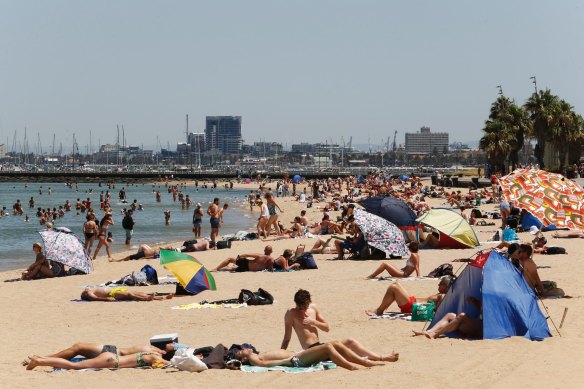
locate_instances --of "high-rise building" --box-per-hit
[187,132,206,153]
[205,116,242,154]
[405,127,449,154]
[0,144,5,159]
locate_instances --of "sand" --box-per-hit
[2,181,584,388]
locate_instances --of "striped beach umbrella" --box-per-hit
[160,250,216,295]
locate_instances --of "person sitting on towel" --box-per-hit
[366,276,453,316]
[365,241,420,279]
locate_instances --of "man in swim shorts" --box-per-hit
[281,289,398,362]
[80,287,174,301]
[211,245,274,272]
[366,276,453,316]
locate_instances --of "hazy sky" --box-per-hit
[1,1,583,152]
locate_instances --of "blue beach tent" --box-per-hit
[430,250,551,340]
[520,211,559,232]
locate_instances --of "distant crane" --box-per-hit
[392,130,397,152]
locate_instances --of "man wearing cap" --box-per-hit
[21,243,54,280]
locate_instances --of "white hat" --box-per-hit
[529,225,540,235]
[196,203,202,207]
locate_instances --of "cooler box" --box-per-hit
[150,333,178,350]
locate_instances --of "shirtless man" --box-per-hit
[211,245,274,272]
[80,287,174,301]
[109,244,174,262]
[280,289,398,362]
[366,276,452,316]
[510,244,545,295]
[207,198,221,243]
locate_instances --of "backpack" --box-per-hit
[238,288,274,305]
[296,253,318,270]
[183,239,198,247]
[502,228,518,242]
[427,263,454,278]
[140,264,159,284]
[216,240,232,250]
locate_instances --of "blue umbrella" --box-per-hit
[292,175,301,183]
[358,197,417,228]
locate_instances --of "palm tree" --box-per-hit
[551,100,584,174]
[479,120,514,174]
[524,89,559,169]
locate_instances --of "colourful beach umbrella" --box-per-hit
[498,168,584,228]
[39,227,93,274]
[160,250,216,295]
[354,208,410,257]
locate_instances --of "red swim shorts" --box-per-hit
[398,296,416,313]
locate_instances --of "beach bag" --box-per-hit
[216,240,231,250]
[545,247,566,255]
[140,264,159,284]
[411,301,435,322]
[502,228,518,242]
[296,253,318,270]
[427,263,453,278]
[171,348,208,372]
[238,288,274,305]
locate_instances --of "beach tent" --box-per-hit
[416,208,479,249]
[429,250,551,340]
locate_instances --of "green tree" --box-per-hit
[551,100,584,174]
[479,120,514,174]
[524,89,559,169]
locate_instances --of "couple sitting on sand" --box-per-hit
[26,289,398,371]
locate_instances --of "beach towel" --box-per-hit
[372,276,435,282]
[367,312,412,321]
[241,362,336,373]
[83,276,177,289]
[172,302,247,310]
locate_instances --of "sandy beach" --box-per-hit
[2,180,584,388]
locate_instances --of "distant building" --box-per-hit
[205,116,242,154]
[0,144,5,159]
[250,142,283,157]
[291,143,315,153]
[188,132,206,153]
[405,127,449,155]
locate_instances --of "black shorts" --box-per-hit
[101,344,118,354]
[235,257,250,272]
[129,251,146,260]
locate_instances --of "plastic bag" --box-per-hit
[171,348,208,372]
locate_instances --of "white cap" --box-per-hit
[529,225,540,235]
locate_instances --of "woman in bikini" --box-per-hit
[93,214,114,260]
[83,214,98,253]
[264,192,283,237]
[235,341,397,371]
[24,351,167,370]
[365,241,420,279]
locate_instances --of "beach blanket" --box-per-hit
[241,362,336,373]
[172,302,247,310]
[367,312,412,321]
[372,276,435,282]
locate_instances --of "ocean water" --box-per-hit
[0,182,256,271]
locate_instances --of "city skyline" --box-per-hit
[1,1,583,150]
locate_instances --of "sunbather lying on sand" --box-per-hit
[23,351,167,370]
[25,342,166,361]
[80,287,174,301]
[110,244,172,262]
[211,245,274,272]
[235,342,397,371]
[552,230,584,238]
[412,296,482,339]
[366,276,453,316]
